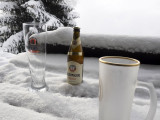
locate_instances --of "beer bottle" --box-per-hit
[67,27,84,85]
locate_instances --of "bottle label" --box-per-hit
[71,38,81,49]
[67,61,83,84]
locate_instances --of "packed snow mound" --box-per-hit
[0,51,160,120]
[0,102,68,120]
[0,48,16,66]
[31,27,160,54]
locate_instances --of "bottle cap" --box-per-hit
[74,27,80,32]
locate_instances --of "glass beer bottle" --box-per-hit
[67,27,84,85]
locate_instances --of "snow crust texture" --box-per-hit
[0,51,160,120]
[34,27,160,54]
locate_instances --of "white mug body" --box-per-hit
[99,56,140,120]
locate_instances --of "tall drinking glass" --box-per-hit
[23,22,48,91]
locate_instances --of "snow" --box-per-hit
[31,27,160,54]
[0,49,160,120]
[0,103,67,120]
[21,0,63,27]
[0,47,15,66]
[0,0,78,53]
[0,1,17,22]
[2,31,23,54]
[0,26,8,33]
[0,14,15,24]
[0,1,18,11]
[52,0,77,8]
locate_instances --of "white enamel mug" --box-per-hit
[99,56,157,120]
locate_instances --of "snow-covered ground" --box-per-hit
[0,48,160,120]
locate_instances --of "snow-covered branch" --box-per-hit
[0,14,16,24]
[2,31,24,54]
[0,26,11,34]
[0,1,18,12]
[0,0,78,54]
[22,0,63,28]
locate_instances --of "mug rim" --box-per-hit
[99,56,140,67]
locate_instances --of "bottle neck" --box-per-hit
[73,31,80,40]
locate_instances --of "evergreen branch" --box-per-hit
[22,0,63,28]
[0,14,16,23]
[2,31,24,54]
[0,1,18,12]
[0,0,78,53]
[0,26,9,34]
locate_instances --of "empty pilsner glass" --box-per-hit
[23,22,48,91]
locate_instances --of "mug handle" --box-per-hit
[135,81,157,120]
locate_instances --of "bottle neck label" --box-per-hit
[71,37,81,49]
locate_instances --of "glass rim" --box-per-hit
[23,22,46,26]
[99,56,140,67]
